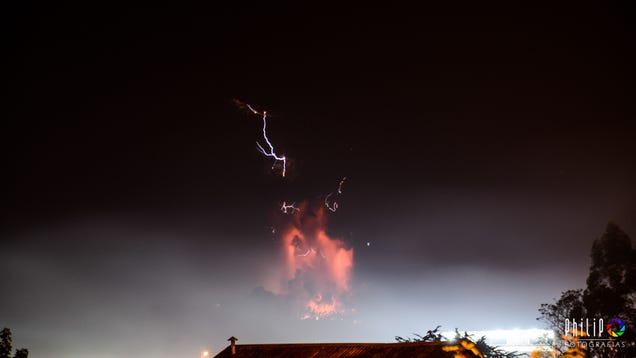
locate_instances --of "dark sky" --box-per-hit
[4,3,636,357]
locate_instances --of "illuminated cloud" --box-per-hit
[266,200,354,319]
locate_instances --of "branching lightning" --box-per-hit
[242,102,287,177]
[281,201,300,214]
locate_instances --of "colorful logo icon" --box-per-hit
[606,318,626,337]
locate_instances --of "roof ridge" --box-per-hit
[231,341,446,346]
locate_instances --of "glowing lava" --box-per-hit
[277,201,354,319]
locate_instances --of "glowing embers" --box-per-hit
[279,201,353,320]
[303,294,340,320]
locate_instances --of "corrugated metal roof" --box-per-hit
[213,342,455,357]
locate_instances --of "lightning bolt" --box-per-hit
[243,103,287,177]
[281,201,300,214]
[324,193,339,212]
[297,248,313,257]
[296,247,326,258]
[337,176,347,194]
[325,176,347,212]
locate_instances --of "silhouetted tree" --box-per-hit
[395,325,445,343]
[584,222,636,357]
[0,329,28,358]
[0,328,11,358]
[538,289,585,353]
[452,330,520,358]
[396,326,520,357]
[12,350,27,358]
[538,222,636,358]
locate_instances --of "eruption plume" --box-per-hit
[234,100,354,319]
[275,201,354,319]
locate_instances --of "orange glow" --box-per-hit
[305,294,340,320]
[443,340,485,358]
[275,201,354,319]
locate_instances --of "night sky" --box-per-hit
[4,3,636,357]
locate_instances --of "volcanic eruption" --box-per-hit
[275,200,354,319]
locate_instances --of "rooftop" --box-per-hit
[213,341,455,358]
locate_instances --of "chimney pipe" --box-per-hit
[227,336,238,355]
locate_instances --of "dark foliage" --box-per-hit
[0,329,28,358]
[538,222,636,358]
[396,326,521,358]
[396,325,445,343]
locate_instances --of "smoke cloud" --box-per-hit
[265,200,354,319]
